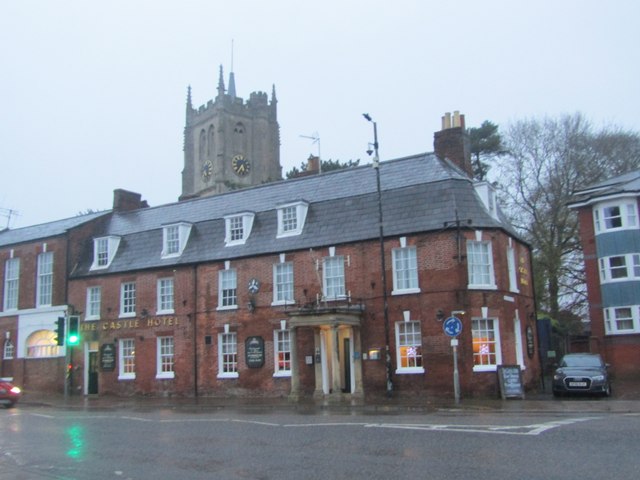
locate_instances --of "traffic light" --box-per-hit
[67,315,80,345]
[55,317,65,346]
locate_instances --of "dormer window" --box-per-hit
[162,223,192,258]
[474,182,498,219]
[91,236,121,270]
[224,212,255,246]
[277,201,309,238]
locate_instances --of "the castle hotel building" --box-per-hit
[0,69,539,400]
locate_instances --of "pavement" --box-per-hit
[14,378,640,415]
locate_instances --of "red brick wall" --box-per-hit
[62,227,538,399]
[0,236,69,310]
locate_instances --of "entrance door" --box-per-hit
[342,338,351,393]
[88,351,99,394]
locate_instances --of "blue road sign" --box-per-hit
[443,316,463,337]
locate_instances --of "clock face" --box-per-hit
[202,160,213,180]
[232,154,251,176]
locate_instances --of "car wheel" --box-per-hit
[603,383,611,397]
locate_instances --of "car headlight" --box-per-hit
[10,386,21,394]
[553,373,563,380]
[592,375,605,381]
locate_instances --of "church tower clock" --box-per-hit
[180,66,281,200]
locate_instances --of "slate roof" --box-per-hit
[0,211,109,247]
[568,169,640,207]
[1,153,520,277]
[71,153,520,277]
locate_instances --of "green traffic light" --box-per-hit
[67,316,80,345]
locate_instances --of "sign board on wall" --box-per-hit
[245,336,265,368]
[100,343,116,371]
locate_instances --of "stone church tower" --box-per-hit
[180,66,281,200]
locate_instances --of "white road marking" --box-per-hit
[20,411,602,436]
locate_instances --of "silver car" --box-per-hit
[552,353,611,397]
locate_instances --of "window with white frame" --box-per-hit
[218,331,238,378]
[594,201,638,234]
[273,261,294,305]
[120,282,136,317]
[86,286,101,320]
[156,336,175,379]
[274,329,291,376]
[472,317,502,371]
[3,339,14,360]
[392,243,419,294]
[467,240,496,289]
[323,255,345,300]
[599,254,640,282]
[3,258,20,311]
[218,268,237,309]
[507,245,519,292]
[276,201,308,237]
[162,223,192,258]
[91,236,121,270]
[157,278,174,313]
[395,316,424,374]
[224,213,255,246]
[119,338,136,379]
[36,251,53,307]
[604,306,639,334]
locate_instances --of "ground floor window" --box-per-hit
[472,317,501,371]
[118,338,136,380]
[156,336,175,379]
[218,332,238,378]
[3,339,15,359]
[274,329,291,376]
[604,306,640,334]
[395,319,424,374]
[25,330,61,358]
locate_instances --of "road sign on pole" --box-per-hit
[443,316,463,404]
[443,316,463,337]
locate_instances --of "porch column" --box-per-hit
[313,328,324,396]
[331,325,341,393]
[289,326,300,400]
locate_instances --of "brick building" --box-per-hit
[1,102,540,400]
[0,211,109,391]
[569,170,640,381]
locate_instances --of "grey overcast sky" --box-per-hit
[1,0,639,229]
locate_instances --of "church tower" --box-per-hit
[180,66,281,200]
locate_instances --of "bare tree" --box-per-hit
[495,113,640,321]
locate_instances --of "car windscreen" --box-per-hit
[561,356,602,367]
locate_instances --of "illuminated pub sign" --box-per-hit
[80,316,180,332]
[245,336,265,368]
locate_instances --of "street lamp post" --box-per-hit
[363,113,393,397]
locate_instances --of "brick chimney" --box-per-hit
[113,189,149,212]
[433,111,473,178]
[292,155,321,178]
[306,155,320,174]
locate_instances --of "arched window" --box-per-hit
[232,122,246,153]
[26,330,61,358]
[199,129,207,161]
[3,339,14,359]
[208,125,215,158]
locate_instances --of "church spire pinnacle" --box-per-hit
[228,71,236,99]
[217,65,225,98]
